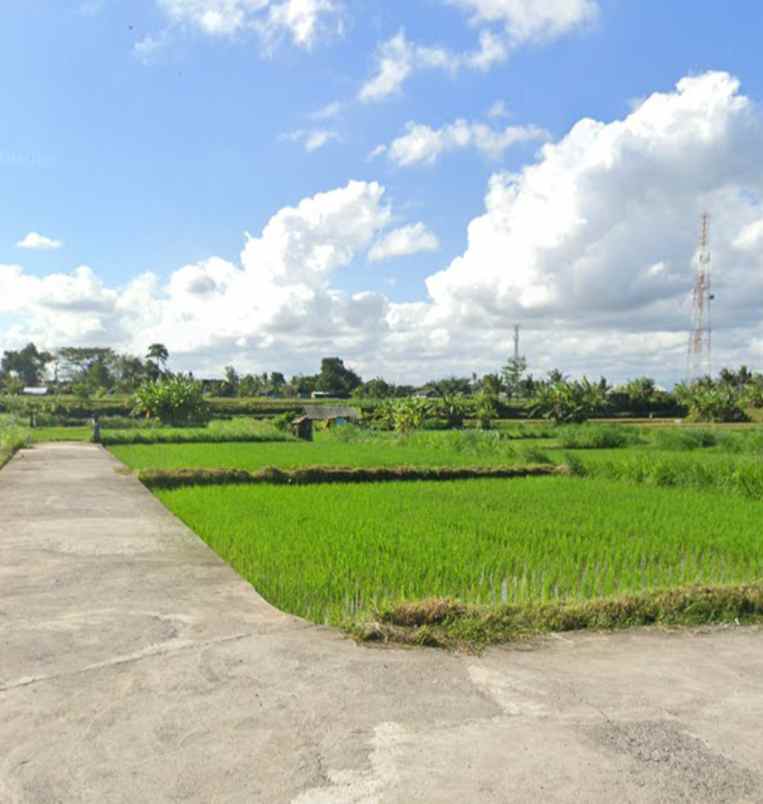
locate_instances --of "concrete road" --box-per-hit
[1,443,762,803]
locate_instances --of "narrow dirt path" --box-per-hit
[1,443,762,803]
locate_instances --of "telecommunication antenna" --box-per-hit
[687,213,714,382]
[513,324,520,362]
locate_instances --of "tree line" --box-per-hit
[1,341,762,418]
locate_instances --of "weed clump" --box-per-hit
[558,424,641,450]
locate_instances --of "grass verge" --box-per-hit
[355,585,763,651]
[0,421,30,468]
[102,430,293,446]
[139,463,564,489]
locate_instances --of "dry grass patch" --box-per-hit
[139,463,565,489]
[358,585,763,651]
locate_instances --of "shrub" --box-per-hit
[473,392,499,430]
[272,411,295,432]
[132,376,210,426]
[653,428,718,451]
[674,383,749,423]
[558,424,640,449]
[532,378,606,424]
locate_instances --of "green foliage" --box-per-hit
[557,424,642,449]
[132,376,211,426]
[389,398,429,433]
[566,449,763,499]
[428,393,469,429]
[0,416,31,465]
[271,411,295,432]
[1,342,54,386]
[480,373,502,397]
[652,427,718,451]
[674,382,749,423]
[352,377,413,399]
[502,356,528,398]
[532,378,606,424]
[741,382,763,409]
[2,376,24,395]
[316,357,362,396]
[608,376,680,416]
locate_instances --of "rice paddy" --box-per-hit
[157,477,763,630]
[111,431,542,471]
[11,418,763,645]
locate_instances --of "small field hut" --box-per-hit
[303,405,360,427]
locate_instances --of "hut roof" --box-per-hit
[303,405,359,421]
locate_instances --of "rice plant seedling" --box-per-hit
[562,449,763,499]
[110,430,535,471]
[557,424,643,449]
[101,417,292,445]
[29,426,92,443]
[652,427,719,450]
[156,477,763,633]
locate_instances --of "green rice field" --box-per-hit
[111,430,546,471]
[8,419,759,644]
[157,476,763,628]
[111,425,763,498]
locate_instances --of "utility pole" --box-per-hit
[513,324,520,363]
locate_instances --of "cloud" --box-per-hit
[733,218,763,251]
[5,72,763,386]
[282,128,339,151]
[0,181,392,374]
[310,100,343,120]
[358,30,505,102]
[153,0,341,48]
[488,100,510,118]
[133,32,171,63]
[448,0,598,42]
[359,1,597,101]
[421,72,763,361]
[16,232,63,251]
[368,223,440,262]
[376,119,548,166]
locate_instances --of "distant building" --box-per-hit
[310,391,335,399]
[300,405,360,427]
[22,387,49,396]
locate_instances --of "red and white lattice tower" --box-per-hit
[687,213,714,382]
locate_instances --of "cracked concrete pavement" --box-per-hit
[1,443,762,803]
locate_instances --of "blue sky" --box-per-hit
[3,1,763,383]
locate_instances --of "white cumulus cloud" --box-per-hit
[377,119,548,166]
[368,223,440,262]
[358,30,508,102]
[359,1,597,101]
[5,72,763,386]
[448,0,598,42]
[16,232,63,250]
[153,0,340,48]
[418,71,763,378]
